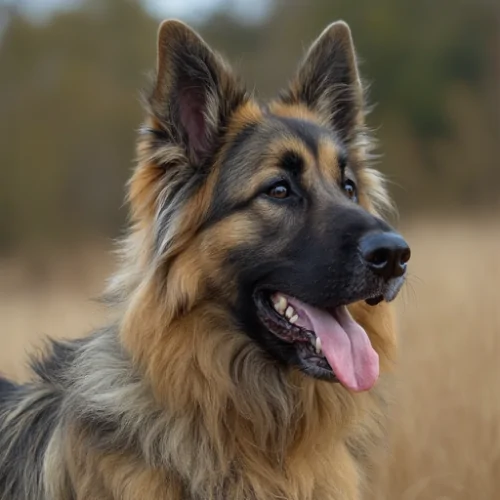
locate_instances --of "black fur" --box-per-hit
[0,19,405,499]
[274,115,321,157]
[0,372,63,499]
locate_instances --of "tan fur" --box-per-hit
[110,119,397,500]
[0,20,401,500]
[107,21,397,500]
[269,101,330,126]
[316,138,344,182]
[66,310,394,499]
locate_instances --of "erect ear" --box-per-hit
[150,20,247,164]
[280,21,364,144]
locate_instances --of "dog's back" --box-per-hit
[0,354,67,500]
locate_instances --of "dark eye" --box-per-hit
[267,181,290,199]
[342,178,358,202]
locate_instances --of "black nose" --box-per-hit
[360,232,411,280]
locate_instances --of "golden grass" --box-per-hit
[1,217,499,499]
[370,216,500,499]
[0,244,113,380]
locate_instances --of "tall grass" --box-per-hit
[370,216,500,499]
[1,217,499,499]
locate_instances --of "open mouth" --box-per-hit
[254,291,380,392]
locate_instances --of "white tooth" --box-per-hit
[289,314,299,324]
[285,306,295,319]
[272,295,288,315]
[315,336,322,355]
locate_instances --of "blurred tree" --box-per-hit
[0,0,157,250]
[0,0,498,250]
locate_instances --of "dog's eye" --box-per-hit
[267,181,290,199]
[342,179,358,203]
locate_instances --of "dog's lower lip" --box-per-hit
[365,295,384,306]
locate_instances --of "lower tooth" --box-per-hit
[315,337,322,355]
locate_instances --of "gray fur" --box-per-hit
[0,329,138,500]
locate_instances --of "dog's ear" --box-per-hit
[280,21,364,144]
[150,20,247,164]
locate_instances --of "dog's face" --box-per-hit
[131,20,410,392]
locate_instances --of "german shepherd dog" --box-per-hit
[0,20,410,500]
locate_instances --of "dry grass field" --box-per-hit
[370,216,500,499]
[1,216,499,499]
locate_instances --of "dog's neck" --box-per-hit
[90,250,394,496]
[131,301,371,462]
[67,296,388,498]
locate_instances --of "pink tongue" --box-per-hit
[287,297,379,392]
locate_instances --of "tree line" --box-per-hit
[0,0,498,249]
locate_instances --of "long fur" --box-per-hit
[0,20,400,500]
[0,320,394,499]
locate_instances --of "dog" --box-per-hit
[0,19,410,500]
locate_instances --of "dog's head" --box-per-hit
[122,20,410,392]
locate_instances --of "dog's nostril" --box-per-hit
[365,248,390,268]
[400,247,411,265]
[360,231,410,280]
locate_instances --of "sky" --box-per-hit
[2,0,271,23]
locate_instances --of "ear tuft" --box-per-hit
[280,20,364,144]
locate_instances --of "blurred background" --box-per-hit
[0,0,499,498]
